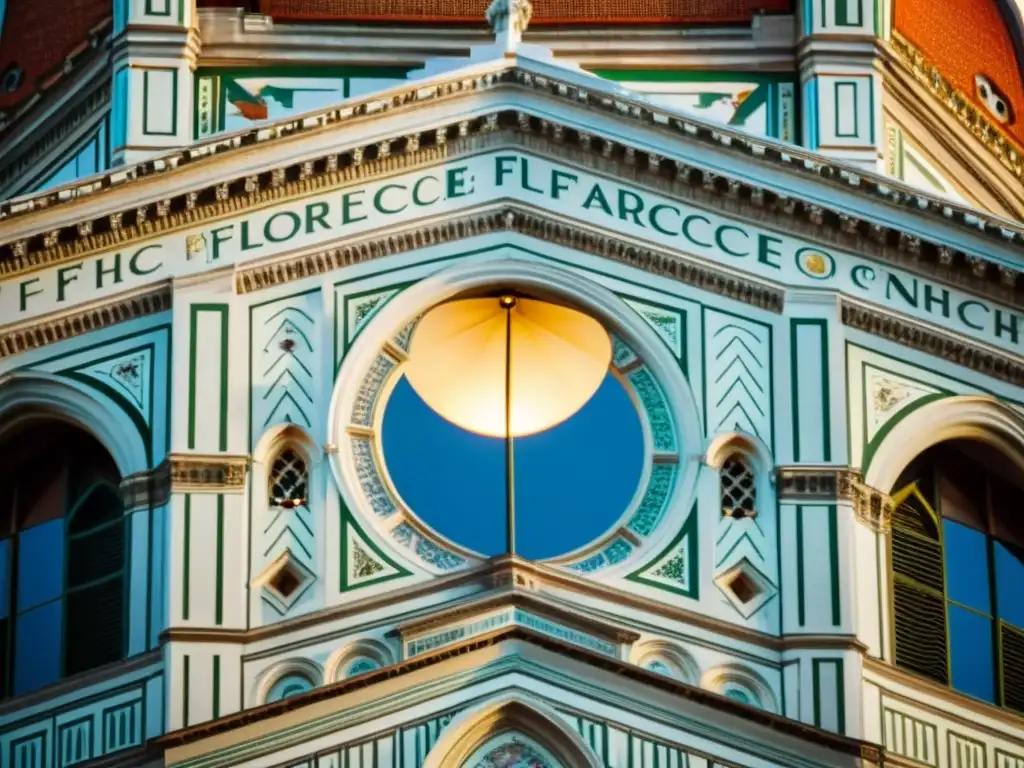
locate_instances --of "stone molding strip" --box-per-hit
[119,453,251,505]
[169,453,250,492]
[121,461,172,512]
[0,284,171,359]
[1,69,1022,297]
[841,298,1024,388]
[235,204,786,313]
[887,32,1024,187]
[776,465,893,532]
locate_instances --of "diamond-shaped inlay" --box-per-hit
[259,550,316,614]
[714,557,776,619]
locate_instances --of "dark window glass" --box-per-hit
[0,538,9,620]
[17,520,64,610]
[0,418,125,699]
[996,543,1024,630]
[943,520,991,614]
[13,600,62,695]
[948,604,995,703]
[892,439,1024,714]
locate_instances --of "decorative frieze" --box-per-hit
[841,301,1024,388]
[236,205,785,314]
[1,65,1023,303]
[168,453,250,492]
[0,285,171,359]
[776,466,892,532]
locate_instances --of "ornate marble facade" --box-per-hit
[0,2,1022,768]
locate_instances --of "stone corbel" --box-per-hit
[775,466,892,533]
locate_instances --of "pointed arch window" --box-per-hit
[269,448,308,509]
[891,440,1024,713]
[0,421,125,698]
[720,454,756,519]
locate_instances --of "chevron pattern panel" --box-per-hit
[251,291,321,443]
[703,310,772,445]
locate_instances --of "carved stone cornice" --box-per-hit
[841,300,1024,388]
[0,284,171,359]
[169,453,250,492]
[120,461,171,511]
[776,466,892,533]
[887,32,1024,187]
[0,64,1022,300]
[235,205,786,313]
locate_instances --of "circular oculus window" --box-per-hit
[342,289,681,573]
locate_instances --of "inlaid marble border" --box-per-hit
[345,320,681,574]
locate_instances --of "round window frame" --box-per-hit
[328,258,700,575]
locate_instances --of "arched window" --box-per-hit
[268,447,308,509]
[720,453,756,519]
[891,439,1024,712]
[0,419,125,698]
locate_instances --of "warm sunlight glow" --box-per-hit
[403,296,613,437]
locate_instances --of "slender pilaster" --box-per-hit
[798,0,884,170]
[110,0,201,165]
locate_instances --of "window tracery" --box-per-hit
[268,447,308,509]
[720,454,756,519]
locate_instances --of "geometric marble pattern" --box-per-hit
[251,292,320,439]
[704,310,771,445]
[626,504,698,599]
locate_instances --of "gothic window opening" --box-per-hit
[269,448,308,509]
[891,439,1024,713]
[720,454,756,519]
[0,419,124,699]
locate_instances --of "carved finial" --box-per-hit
[486,0,533,54]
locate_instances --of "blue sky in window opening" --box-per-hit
[382,370,644,560]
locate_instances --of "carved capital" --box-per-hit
[851,483,894,533]
[169,453,251,492]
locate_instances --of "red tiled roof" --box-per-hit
[0,0,110,112]
[895,0,1024,146]
[247,0,792,24]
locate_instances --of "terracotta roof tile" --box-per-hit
[0,0,109,112]
[249,0,792,24]
[895,0,1024,146]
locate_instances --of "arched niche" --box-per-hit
[631,639,700,685]
[325,637,395,682]
[864,395,1024,494]
[423,695,601,768]
[0,371,149,477]
[252,657,323,705]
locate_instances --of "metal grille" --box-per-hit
[720,455,756,519]
[269,448,308,508]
